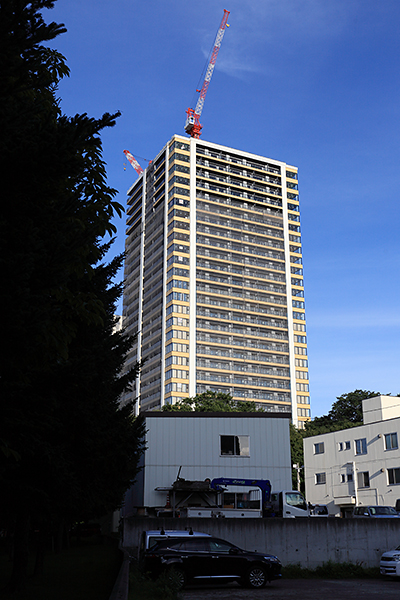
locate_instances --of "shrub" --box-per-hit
[129,565,181,600]
[283,561,380,579]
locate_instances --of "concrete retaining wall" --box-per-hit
[123,516,400,569]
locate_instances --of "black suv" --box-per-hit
[142,535,281,589]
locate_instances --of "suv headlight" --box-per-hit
[265,556,280,563]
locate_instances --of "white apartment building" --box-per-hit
[304,395,400,517]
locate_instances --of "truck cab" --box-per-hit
[270,491,309,518]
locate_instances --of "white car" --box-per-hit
[380,545,400,577]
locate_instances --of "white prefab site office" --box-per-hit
[124,411,292,517]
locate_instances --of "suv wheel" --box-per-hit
[168,567,186,589]
[246,565,267,588]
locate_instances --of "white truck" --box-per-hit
[269,490,310,518]
[178,478,310,518]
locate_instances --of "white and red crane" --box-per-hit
[184,9,230,139]
[123,149,144,175]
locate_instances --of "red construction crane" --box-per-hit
[184,9,230,139]
[123,150,144,175]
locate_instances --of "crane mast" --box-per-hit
[185,9,230,139]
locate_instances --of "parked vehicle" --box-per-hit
[353,506,400,518]
[181,506,262,518]
[142,534,281,588]
[395,498,400,514]
[380,545,400,577]
[270,490,310,518]
[138,528,210,568]
[310,504,329,517]
[210,478,310,518]
[156,474,310,518]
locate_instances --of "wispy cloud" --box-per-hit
[197,0,360,79]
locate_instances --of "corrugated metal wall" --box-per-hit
[142,414,292,508]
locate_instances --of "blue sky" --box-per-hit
[47,0,400,417]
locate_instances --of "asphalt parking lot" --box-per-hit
[181,578,400,600]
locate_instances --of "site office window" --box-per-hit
[220,435,250,457]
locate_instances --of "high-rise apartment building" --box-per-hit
[122,135,310,427]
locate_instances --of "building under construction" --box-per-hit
[121,135,310,427]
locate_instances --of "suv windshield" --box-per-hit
[374,506,397,515]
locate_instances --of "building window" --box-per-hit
[292,311,305,320]
[340,474,346,483]
[338,441,351,451]
[355,438,367,455]
[357,472,370,488]
[347,473,353,482]
[385,433,398,450]
[294,346,307,355]
[297,395,309,404]
[295,359,308,368]
[220,435,250,457]
[296,383,309,392]
[388,468,400,485]
[164,369,189,381]
[296,370,308,380]
[315,473,326,485]
[294,335,306,343]
[165,382,188,393]
[297,408,310,417]
[314,442,324,455]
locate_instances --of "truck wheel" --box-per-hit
[246,565,267,588]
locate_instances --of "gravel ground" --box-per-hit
[181,578,400,600]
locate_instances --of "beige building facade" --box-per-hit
[122,136,310,426]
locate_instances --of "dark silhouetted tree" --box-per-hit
[0,0,144,591]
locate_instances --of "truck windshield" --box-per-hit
[285,492,307,510]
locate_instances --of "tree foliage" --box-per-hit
[303,389,381,437]
[161,390,263,412]
[0,0,144,590]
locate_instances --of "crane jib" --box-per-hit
[194,25,228,117]
[185,9,230,138]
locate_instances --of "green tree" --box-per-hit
[304,389,381,436]
[162,390,263,412]
[0,1,144,590]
